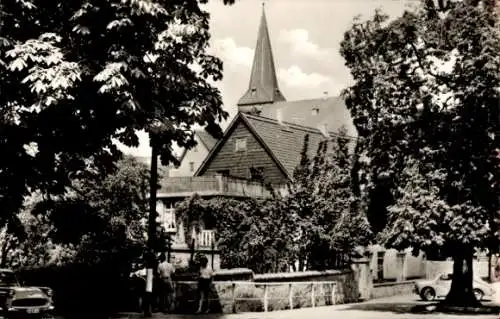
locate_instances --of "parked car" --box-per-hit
[0,268,54,318]
[414,273,495,301]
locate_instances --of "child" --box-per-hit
[196,256,213,314]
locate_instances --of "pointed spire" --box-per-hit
[237,3,286,111]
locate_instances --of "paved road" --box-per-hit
[110,295,500,319]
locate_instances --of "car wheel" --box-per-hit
[473,289,484,301]
[421,287,436,301]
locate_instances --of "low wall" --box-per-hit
[255,270,350,283]
[173,269,358,314]
[215,268,254,281]
[170,248,221,270]
[173,268,254,282]
[371,281,416,299]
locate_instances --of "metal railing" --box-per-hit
[158,175,283,198]
[174,280,339,313]
[197,230,215,247]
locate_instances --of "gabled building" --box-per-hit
[156,4,356,269]
[169,130,218,177]
[195,112,353,184]
[233,5,356,138]
[194,4,356,181]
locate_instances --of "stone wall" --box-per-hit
[255,270,358,304]
[170,248,221,270]
[173,269,359,314]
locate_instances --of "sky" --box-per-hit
[121,0,418,159]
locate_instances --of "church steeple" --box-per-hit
[237,3,286,113]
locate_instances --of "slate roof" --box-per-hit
[176,130,218,164]
[257,96,357,139]
[195,112,357,179]
[242,113,356,177]
[237,5,286,108]
[196,130,218,151]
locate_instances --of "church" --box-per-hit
[194,5,357,185]
[155,5,359,269]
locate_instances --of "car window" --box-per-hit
[0,271,19,286]
[439,274,452,281]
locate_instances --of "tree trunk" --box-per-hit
[443,245,481,307]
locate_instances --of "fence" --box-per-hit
[174,280,340,313]
[197,230,215,247]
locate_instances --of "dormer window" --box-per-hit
[251,87,257,96]
[235,137,247,152]
[312,107,319,116]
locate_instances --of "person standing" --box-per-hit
[157,253,175,313]
[196,256,214,314]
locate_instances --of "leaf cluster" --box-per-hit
[0,0,228,228]
[340,0,500,253]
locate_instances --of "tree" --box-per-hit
[33,156,150,269]
[341,0,499,306]
[0,0,230,232]
[175,194,296,273]
[285,130,371,270]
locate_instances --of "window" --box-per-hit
[235,138,247,152]
[250,166,264,181]
[157,201,176,232]
[217,170,230,176]
[189,162,195,172]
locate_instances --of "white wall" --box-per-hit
[169,135,211,177]
[367,245,426,281]
[425,257,490,279]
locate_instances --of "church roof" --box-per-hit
[257,96,357,138]
[237,5,286,108]
[195,112,357,179]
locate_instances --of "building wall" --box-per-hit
[425,257,489,279]
[169,135,211,177]
[201,120,288,185]
[367,245,426,281]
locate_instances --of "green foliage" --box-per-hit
[341,0,500,255]
[176,129,370,273]
[0,0,228,229]
[175,195,279,272]
[27,156,150,268]
[284,129,371,270]
[0,193,76,269]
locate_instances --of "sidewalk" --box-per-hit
[111,295,500,319]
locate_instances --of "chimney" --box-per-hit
[323,91,328,100]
